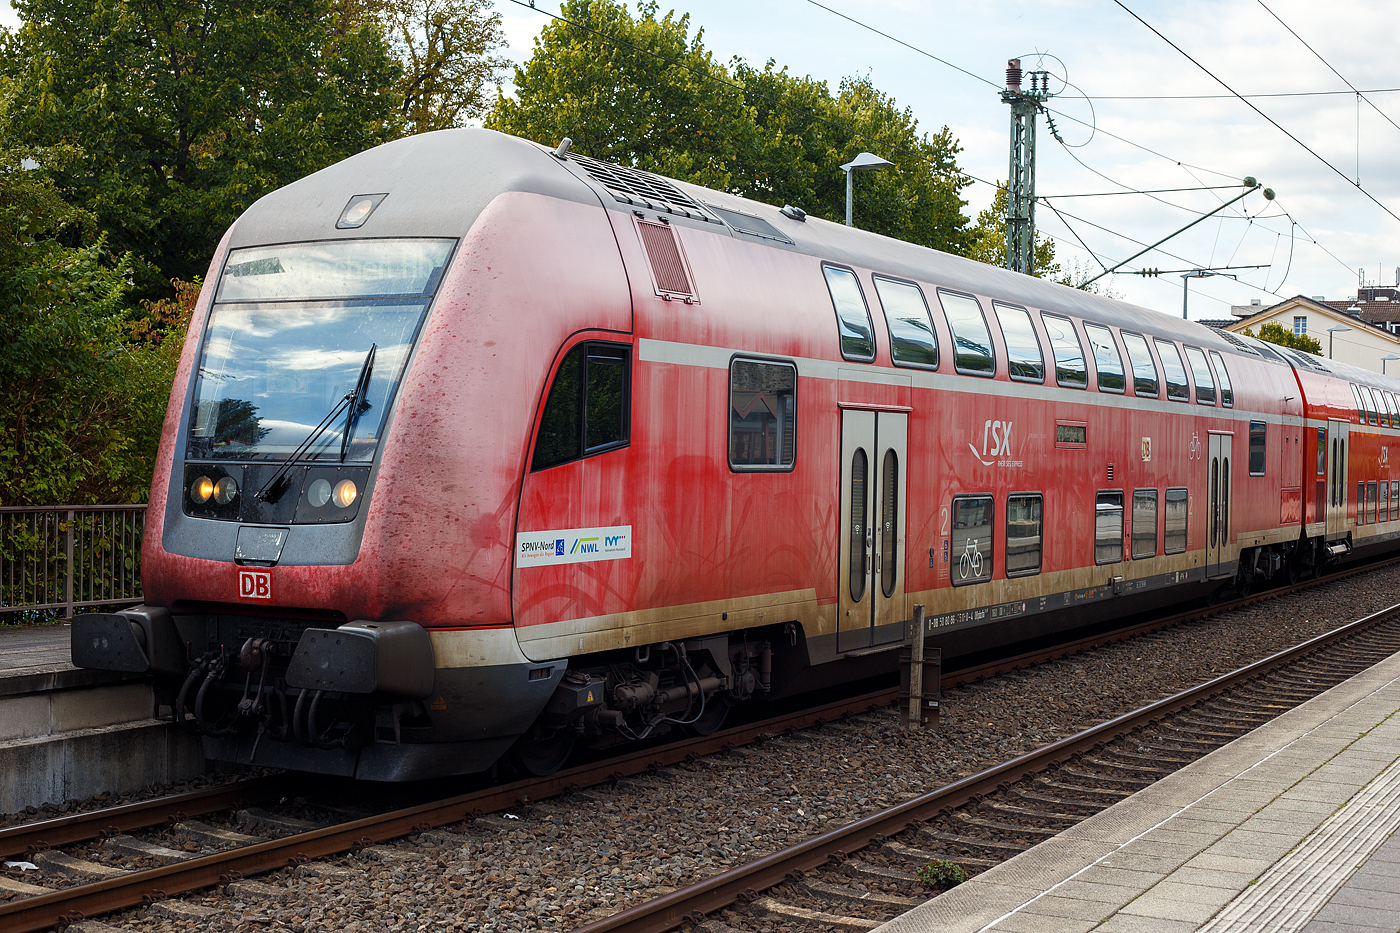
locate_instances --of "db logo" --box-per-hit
[238,570,272,600]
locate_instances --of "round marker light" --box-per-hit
[307,478,332,508]
[332,479,358,508]
[213,476,239,505]
[190,475,214,504]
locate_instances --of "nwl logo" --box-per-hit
[238,570,272,600]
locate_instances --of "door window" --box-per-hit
[880,450,899,597]
[849,449,868,601]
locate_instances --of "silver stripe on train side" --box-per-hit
[638,338,1308,427]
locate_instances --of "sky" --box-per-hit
[5,0,1399,331]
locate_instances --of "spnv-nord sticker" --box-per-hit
[239,569,272,600]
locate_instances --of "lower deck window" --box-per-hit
[729,359,797,470]
[1392,481,1398,521]
[1005,494,1042,576]
[1382,481,1390,523]
[1164,487,1187,553]
[1096,491,1124,565]
[952,496,994,585]
[1132,489,1157,559]
[1359,482,1367,523]
[1249,422,1266,475]
[1369,481,1378,524]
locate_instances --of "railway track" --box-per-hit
[0,556,1394,932]
[573,602,1400,932]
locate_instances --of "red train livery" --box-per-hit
[70,128,1400,779]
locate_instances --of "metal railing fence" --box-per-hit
[0,505,146,620]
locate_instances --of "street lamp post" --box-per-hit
[1383,354,1399,374]
[1328,325,1352,359]
[1179,270,1237,319]
[839,152,895,227]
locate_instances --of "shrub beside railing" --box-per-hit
[0,505,146,621]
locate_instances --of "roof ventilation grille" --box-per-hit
[569,153,716,223]
[1216,330,1261,356]
[636,221,695,300]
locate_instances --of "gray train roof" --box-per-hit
[225,126,1400,393]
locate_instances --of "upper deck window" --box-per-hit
[874,276,938,369]
[993,303,1045,383]
[1208,350,1234,407]
[938,292,995,377]
[1083,323,1125,394]
[1154,339,1191,402]
[1183,346,1216,405]
[190,238,456,463]
[1041,313,1087,389]
[1351,384,1365,423]
[1121,332,1159,398]
[823,265,876,362]
[1361,386,1380,426]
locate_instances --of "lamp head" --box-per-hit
[840,152,895,172]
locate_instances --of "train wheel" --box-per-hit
[511,729,576,776]
[686,698,731,736]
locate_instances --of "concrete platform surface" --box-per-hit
[0,621,144,695]
[875,647,1400,933]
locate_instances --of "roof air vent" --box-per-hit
[706,204,793,244]
[568,153,716,223]
[636,220,695,301]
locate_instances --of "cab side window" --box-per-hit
[533,342,631,471]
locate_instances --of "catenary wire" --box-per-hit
[1110,0,1400,227]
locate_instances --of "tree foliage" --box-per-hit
[373,0,510,134]
[965,183,1058,276]
[488,0,970,253]
[1,0,404,299]
[0,91,191,505]
[1245,322,1323,356]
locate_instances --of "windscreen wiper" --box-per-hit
[340,343,375,462]
[255,344,376,504]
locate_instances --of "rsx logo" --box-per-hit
[969,420,1013,466]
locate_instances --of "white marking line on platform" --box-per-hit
[1198,711,1400,932]
[974,672,1400,933]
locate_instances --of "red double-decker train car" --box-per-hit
[71,128,1400,779]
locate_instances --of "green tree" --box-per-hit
[373,0,510,133]
[1245,322,1323,356]
[1,0,403,300]
[488,0,970,252]
[0,83,190,506]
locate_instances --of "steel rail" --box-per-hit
[0,691,894,932]
[0,775,295,863]
[1,554,1392,930]
[570,599,1400,933]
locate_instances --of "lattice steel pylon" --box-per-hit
[1001,59,1054,276]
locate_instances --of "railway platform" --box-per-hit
[0,623,203,814]
[876,646,1400,933]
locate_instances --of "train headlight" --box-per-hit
[332,479,358,508]
[307,478,332,508]
[213,476,239,505]
[190,475,215,504]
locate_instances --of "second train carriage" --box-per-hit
[69,127,1400,778]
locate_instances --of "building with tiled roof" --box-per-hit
[1223,295,1400,374]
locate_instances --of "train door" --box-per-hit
[1206,433,1233,578]
[837,410,908,653]
[1326,419,1349,539]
